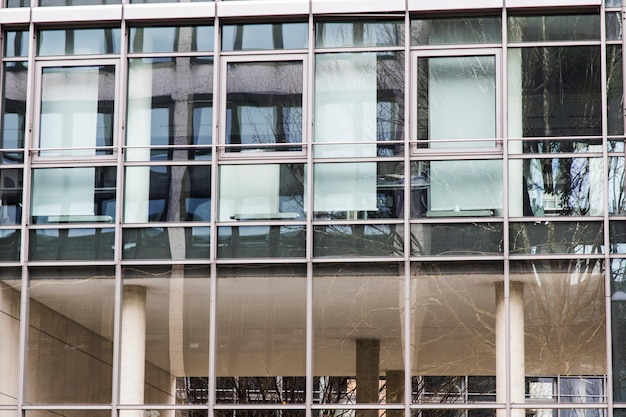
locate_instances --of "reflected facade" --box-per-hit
[0,3,624,417]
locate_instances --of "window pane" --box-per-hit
[315,52,404,157]
[417,55,496,148]
[607,12,622,40]
[129,26,213,53]
[39,65,115,157]
[512,260,606,395]
[410,160,503,218]
[217,225,305,258]
[411,263,501,403]
[217,265,306,404]
[313,224,403,257]
[411,16,501,45]
[26,266,114,404]
[608,45,624,136]
[126,58,213,161]
[316,21,403,48]
[222,22,307,51]
[509,221,603,255]
[225,61,302,152]
[2,62,27,164]
[508,14,600,42]
[124,165,211,223]
[314,263,404,403]
[508,47,601,137]
[314,161,404,219]
[122,227,210,260]
[31,167,116,224]
[411,223,503,256]
[0,169,22,225]
[219,164,304,221]
[121,266,210,404]
[609,157,625,215]
[4,31,28,57]
[509,157,603,217]
[29,228,115,260]
[38,29,120,55]
[0,267,20,404]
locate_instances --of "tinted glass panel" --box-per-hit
[29,228,115,260]
[38,29,120,55]
[509,221,603,254]
[2,62,27,164]
[508,14,600,42]
[129,26,213,53]
[122,227,210,260]
[222,23,307,50]
[316,21,403,48]
[411,16,501,45]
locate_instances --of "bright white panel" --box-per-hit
[408,0,502,11]
[312,0,404,14]
[32,5,122,22]
[123,2,215,21]
[218,0,308,17]
[506,0,599,7]
[0,8,30,24]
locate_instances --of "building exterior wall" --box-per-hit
[0,1,624,417]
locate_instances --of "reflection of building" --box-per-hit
[1,3,626,417]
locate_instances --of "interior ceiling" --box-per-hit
[21,262,606,377]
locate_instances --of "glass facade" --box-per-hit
[0,2,624,417]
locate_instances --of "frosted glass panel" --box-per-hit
[418,55,496,148]
[39,65,115,156]
[314,163,377,212]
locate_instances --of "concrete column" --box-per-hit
[0,283,19,403]
[385,370,404,417]
[356,339,379,417]
[496,282,525,417]
[120,285,147,414]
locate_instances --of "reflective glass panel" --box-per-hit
[508,139,603,154]
[512,261,606,398]
[122,227,210,260]
[26,266,114,404]
[411,16,501,45]
[124,165,211,222]
[314,263,403,404]
[29,228,115,260]
[121,265,210,404]
[411,223,503,256]
[411,262,500,403]
[314,224,403,258]
[315,52,404,157]
[216,265,306,404]
[129,26,213,53]
[38,65,115,157]
[225,61,302,152]
[409,160,503,218]
[314,161,404,219]
[316,21,403,47]
[508,47,601,137]
[610,222,626,253]
[31,167,116,224]
[217,225,305,258]
[222,22,307,50]
[613,259,626,401]
[608,45,624,136]
[6,0,29,7]
[509,157,603,217]
[607,12,622,40]
[2,62,27,164]
[218,164,304,221]
[508,14,600,42]
[4,31,28,57]
[524,410,604,417]
[127,58,213,161]
[0,267,20,404]
[609,157,626,215]
[38,29,120,55]
[509,221,604,255]
[417,55,496,148]
[0,169,22,225]
[0,230,19,261]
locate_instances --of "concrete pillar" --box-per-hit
[120,285,147,414]
[386,370,404,417]
[496,282,525,417]
[0,283,19,403]
[356,339,379,417]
